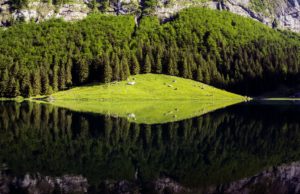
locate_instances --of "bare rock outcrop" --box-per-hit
[0,0,300,32]
[0,171,88,194]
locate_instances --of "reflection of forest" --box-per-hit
[0,101,300,191]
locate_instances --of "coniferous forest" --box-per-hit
[0,8,300,97]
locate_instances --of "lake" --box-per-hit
[0,100,300,194]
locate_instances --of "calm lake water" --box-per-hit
[1,100,300,194]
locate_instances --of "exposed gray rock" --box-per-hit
[205,161,300,194]
[154,177,191,193]
[55,3,89,21]
[0,171,88,194]
[0,0,300,32]
[223,0,300,32]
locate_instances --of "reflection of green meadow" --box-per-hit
[50,100,241,124]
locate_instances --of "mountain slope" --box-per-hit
[0,0,299,32]
[1,8,300,97]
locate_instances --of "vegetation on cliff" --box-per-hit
[0,8,299,98]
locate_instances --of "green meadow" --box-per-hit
[51,74,244,100]
[41,74,246,124]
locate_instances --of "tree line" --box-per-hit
[0,8,300,97]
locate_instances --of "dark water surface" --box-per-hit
[1,100,300,194]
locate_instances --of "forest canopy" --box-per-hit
[0,8,300,97]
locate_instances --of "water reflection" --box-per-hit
[0,101,300,193]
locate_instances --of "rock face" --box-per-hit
[224,0,300,32]
[206,161,300,194]
[2,161,300,194]
[0,0,89,26]
[0,170,88,194]
[155,0,300,32]
[0,0,299,32]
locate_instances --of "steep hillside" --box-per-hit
[0,8,300,97]
[0,0,299,32]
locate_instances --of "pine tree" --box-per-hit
[103,53,112,83]
[121,55,130,79]
[196,66,203,82]
[7,77,20,97]
[181,58,189,78]
[51,65,59,92]
[155,53,162,74]
[143,54,151,73]
[66,58,73,87]
[167,55,176,76]
[0,69,9,96]
[130,54,140,75]
[203,67,211,84]
[21,71,32,97]
[58,64,66,90]
[111,53,120,81]
[32,69,41,96]
[41,68,50,95]
[77,57,89,84]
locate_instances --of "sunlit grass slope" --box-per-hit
[52,74,244,100]
[46,74,246,124]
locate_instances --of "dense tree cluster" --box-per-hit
[0,8,300,97]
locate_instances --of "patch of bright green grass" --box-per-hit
[51,74,245,101]
[44,74,246,124]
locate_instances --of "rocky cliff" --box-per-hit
[0,0,299,32]
[2,161,300,194]
[156,0,300,32]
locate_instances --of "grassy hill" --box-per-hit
[51,74,244,100]
[42,74,246,124]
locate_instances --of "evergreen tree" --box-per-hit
[6,77,20,97]
[76,56,90,84]
[167,54,176,76]
[58,64,66,90]
[196,66,203,82]
[0,69,9,96]
[181,58,189,78]
[130,54,140,75]
[53,65,59,92]
[41,68,50,95]
[103,53,112,83]
[21,71,32,97]
[32,69,41,96]
[143,54,151,73]
[121,55,130,79]
[155,53,162,74]
[66,58,73,87]
[111,53,120,81]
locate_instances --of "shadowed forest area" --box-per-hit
[1,101,300,192]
